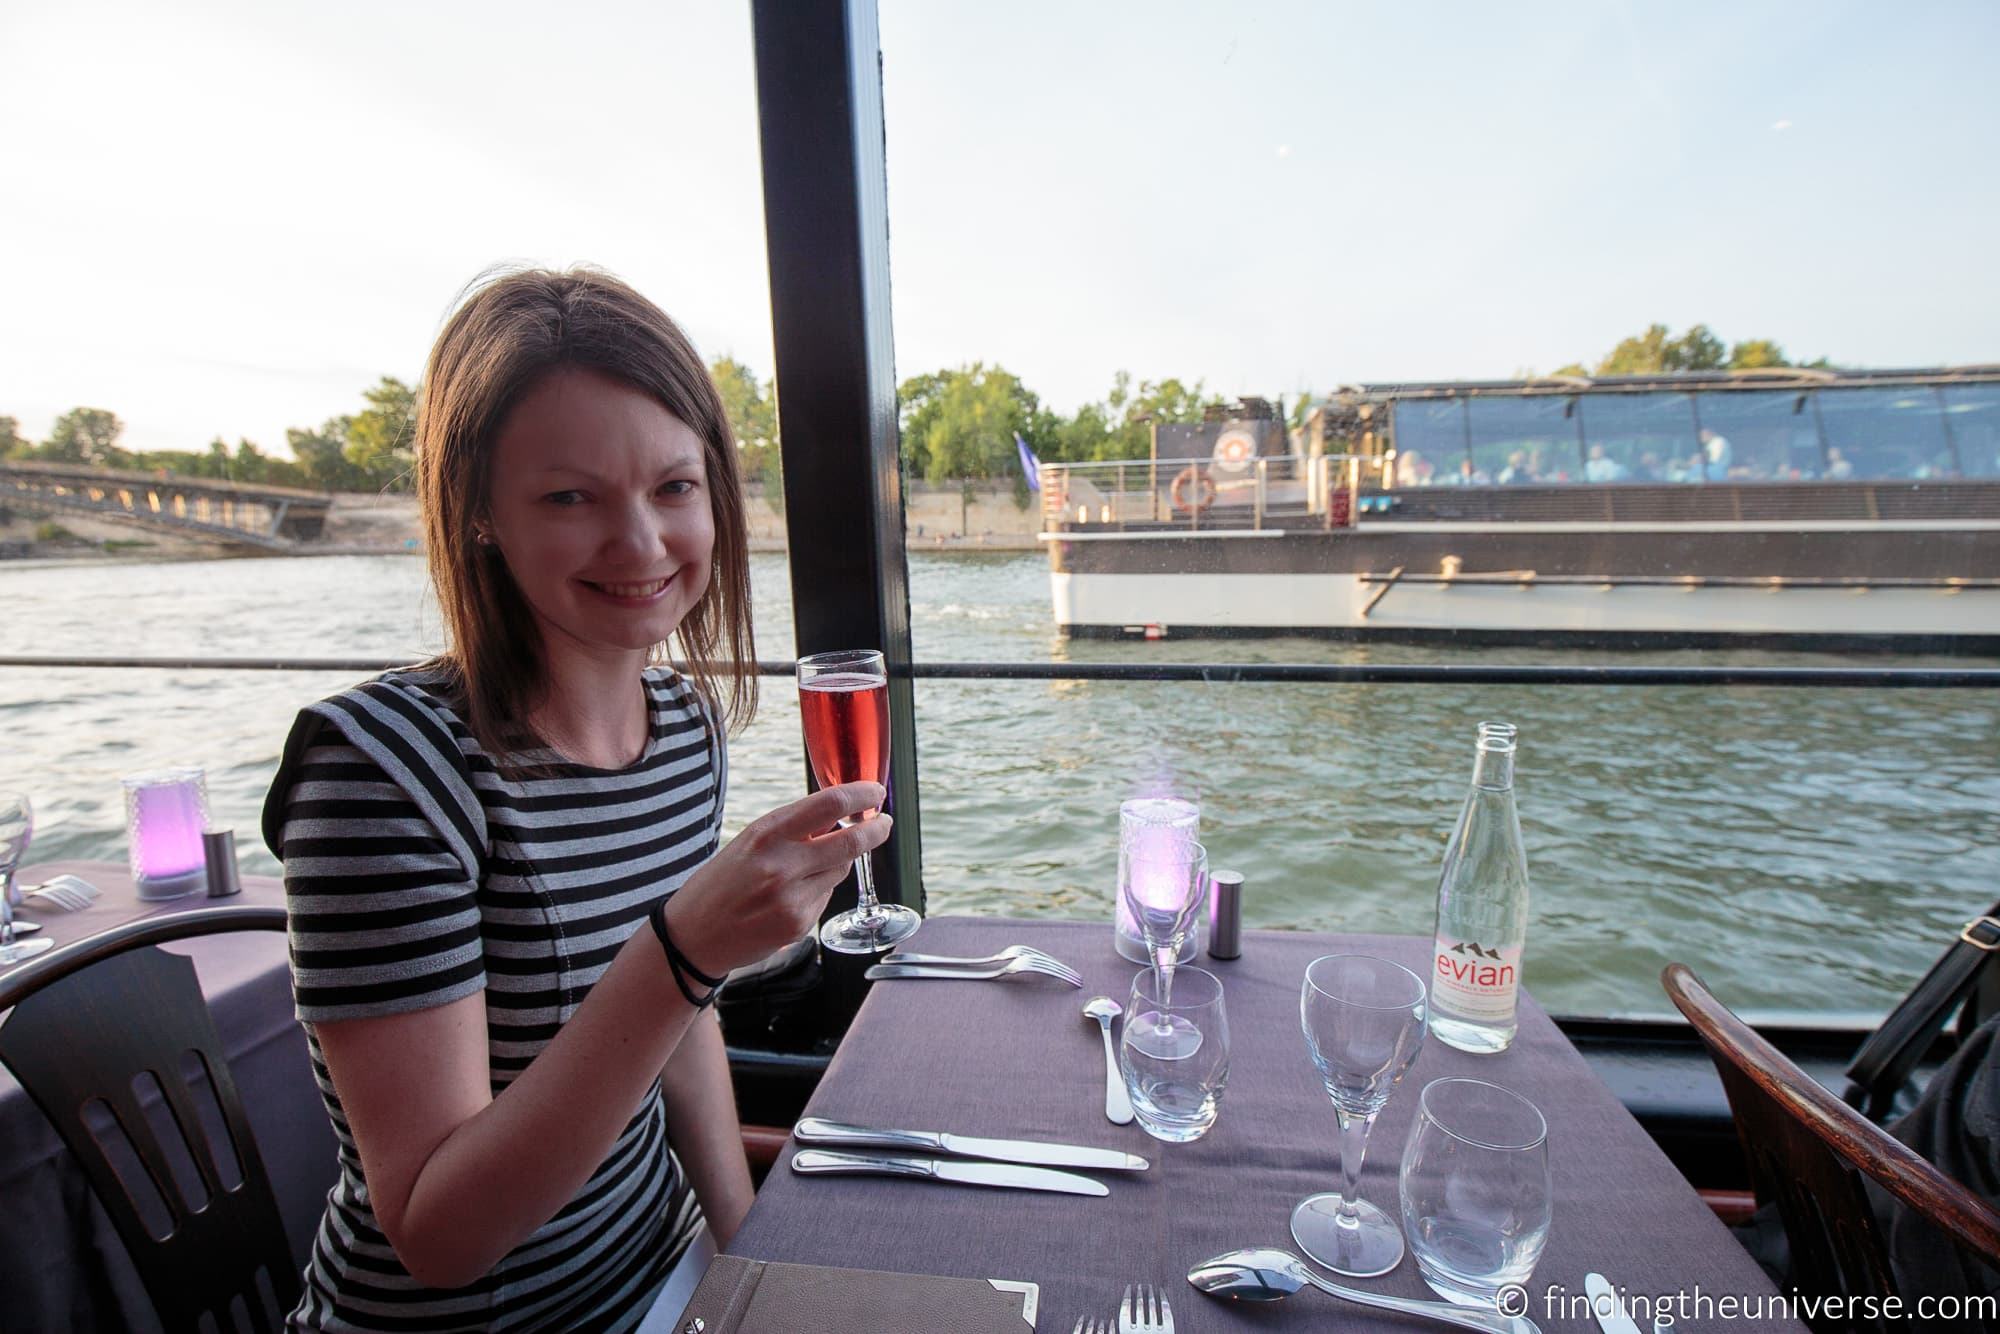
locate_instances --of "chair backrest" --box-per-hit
[0,905,299,1334]
[1664,962,2000,1331]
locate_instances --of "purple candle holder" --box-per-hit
[123,768,210,900]
[1116,796,1203,963]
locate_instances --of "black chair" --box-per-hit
[1664,962,2000,1332]
[0,906,301,1333]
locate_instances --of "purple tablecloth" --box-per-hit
[0,862,334,1333]
[732,917,1802,1332]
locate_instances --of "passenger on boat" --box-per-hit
[1497,449,1538,484]
[1826,447,1854,480]
[1633,451,1663,482]
[1396,449,1434,487]
[1699,427,1733,480]
[1583,444,1627,483]
[262,268,889,1333]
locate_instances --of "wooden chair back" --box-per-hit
[1664,962,2000,1331]
[0,906,299,1333]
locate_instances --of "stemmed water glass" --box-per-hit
[1118,840,1209,1060]
[0,793,54,965]
[797,649,919,954]
[1293,954,1428,1276]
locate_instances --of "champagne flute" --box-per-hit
[1118,840,1208,1060]
[0,793,54,965]
[797,649,919,954]
[1293,954,1428,1276]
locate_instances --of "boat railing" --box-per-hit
[1039,452,1382,533]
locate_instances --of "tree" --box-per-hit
[898,363,1044,482]
[43,407,124,465]
[710,356,784,512]
[0,416,24,459]
[1727,339,1789,370]
[344,377,418,491]
[288,418,356,490]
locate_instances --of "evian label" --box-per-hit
[1432,937,1522,1022]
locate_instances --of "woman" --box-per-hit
[262,268,887,1331]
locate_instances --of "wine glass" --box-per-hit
[797,649,919,954]
[1292,954,1428,1276]
[1118,840,1208,1059]
[0,793,54,965]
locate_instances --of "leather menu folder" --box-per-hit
[678,1254,1040,1332]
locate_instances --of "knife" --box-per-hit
[1584,1273,1644,1334]
[795,1117,1149,1172]
[791,1149,1110,1196]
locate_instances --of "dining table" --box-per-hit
[0,860,335,1334]
[729,915,1807,1332]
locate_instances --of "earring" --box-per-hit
[474,529,495,546]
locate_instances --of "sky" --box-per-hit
[3,0,1997,455]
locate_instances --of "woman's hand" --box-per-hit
[663,781,890,976]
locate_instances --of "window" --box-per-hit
[1942,385,2000,478]
[1465,396,1578,484]
[1579,393,1696,482]
[1816,388,1956,480]
[1693,389,1824,481]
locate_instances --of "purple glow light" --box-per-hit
[124,770,209,897]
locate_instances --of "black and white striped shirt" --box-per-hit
[264,666,722,1333]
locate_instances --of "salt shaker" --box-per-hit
[1208,869,1244,960]
[204,829,243,898]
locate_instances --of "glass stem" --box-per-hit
[1334,1106,1373,1220]
[852,845,879,918]
[0,870,15,945]
[1153,944,1176,1033]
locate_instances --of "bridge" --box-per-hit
[0,461,334,549]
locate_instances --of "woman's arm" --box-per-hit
[314,783,888,1289]
[661,1008,755,1246]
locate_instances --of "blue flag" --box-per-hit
[1014,432,1041,491]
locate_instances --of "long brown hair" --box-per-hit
[416,267,756,759]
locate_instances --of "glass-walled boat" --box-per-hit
[1040,369,2000,650]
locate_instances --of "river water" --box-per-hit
[5,550,1995,1023]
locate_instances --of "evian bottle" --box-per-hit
[1430,722,1532,1053]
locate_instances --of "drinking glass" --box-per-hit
[1119,965,1229,1142]
[1118,840,1208,1059]
[1293,954,1429,1276]
[0,793,54,965]
[1399,1077,1552,1306]
[1114,795,1200,964]
[797,649,919,954]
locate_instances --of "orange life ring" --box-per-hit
[1170,466,1215,512]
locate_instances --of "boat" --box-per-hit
[1040,369,2000,651]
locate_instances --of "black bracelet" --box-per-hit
[649,899,725,1009]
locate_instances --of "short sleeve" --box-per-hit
[268,675,489,1026]
[278,731,487,1024]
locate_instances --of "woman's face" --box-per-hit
[484,367,715,662]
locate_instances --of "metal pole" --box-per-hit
[751,0,923,921]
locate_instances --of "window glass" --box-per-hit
[1942,385,2000,478]
[1464,396,1577,484]
[1816,387,1955,480]
[1693,389,1824,481]
[1578,392,1695,482]
[1388,399,1467,486]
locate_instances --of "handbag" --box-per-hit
[1842,906,2000,1121]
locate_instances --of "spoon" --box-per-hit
[1082,996,1134,1125]
[1187,1248,1542,1334]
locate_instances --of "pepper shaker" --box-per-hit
[1208,869,1244,960]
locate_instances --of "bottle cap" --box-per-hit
[1208,870,1244,960]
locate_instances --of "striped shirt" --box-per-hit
[264,666,722,1333]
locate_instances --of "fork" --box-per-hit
[1071,1319,1111,1334]
[883,945,1081,983]
[22,875,98,911]
[864,955,1083,986]
[1120,1282,1174,1334]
